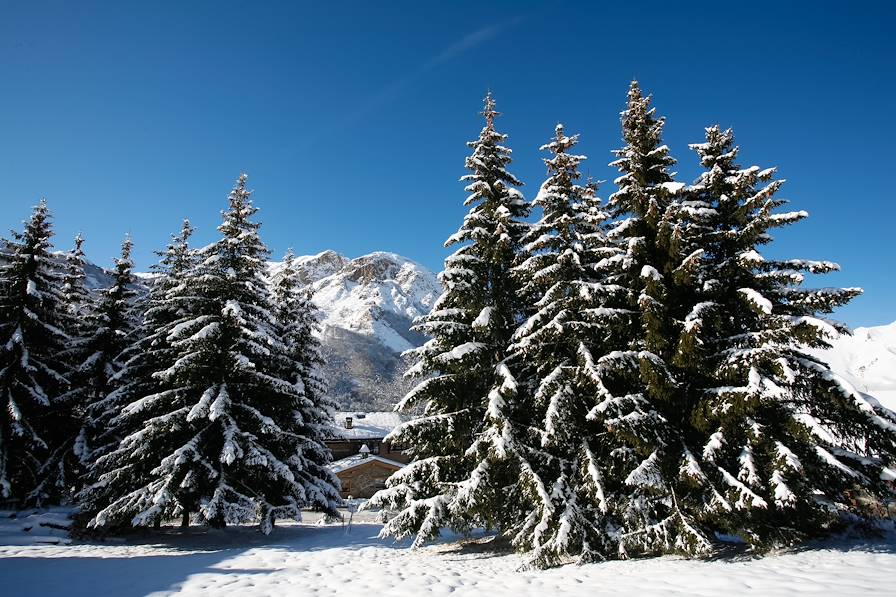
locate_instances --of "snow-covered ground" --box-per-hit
[3,323,895,596]
[2,510,895,596]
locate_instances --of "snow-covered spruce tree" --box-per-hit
[578,81,718,558]
[43,234,91,485]
[33,234,139,502]
[80,175,339,534]
[69,236,140,467]
[366,93,530,543]
[0,200,70,503]
[77,220,197,528]
[270,250,340,514]
[681,125,896,547]
[474,124,629,566]
[60,234,91,328]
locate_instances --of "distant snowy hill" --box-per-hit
[809,321,896,411]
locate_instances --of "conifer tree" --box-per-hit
[682,125,896,547]
[79,176,339,533]
[367,93,530,544]
[271,251,335,442]
[45,234,92,485]
[270,250,341,522]
[582,82,716,558]
[60,234,91,328]
[35,233,131,502]
[77,220,196,525]
[0,201,69,502]
[482,124,627,566]
[71,236,140,466]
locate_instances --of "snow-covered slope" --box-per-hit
[809,322,896,411]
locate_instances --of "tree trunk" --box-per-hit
[181,511,190,528]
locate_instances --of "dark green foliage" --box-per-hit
[366,93,530,544]
[679,125,896,548]
[68,236,140,468]
[78,177,339,534]
[0,201,70,503]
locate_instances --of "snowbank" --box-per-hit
[0,508,72,546]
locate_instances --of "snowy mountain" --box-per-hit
[272,250,440,410]
[808,321,896,412]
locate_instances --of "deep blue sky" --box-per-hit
[1,1,893,327]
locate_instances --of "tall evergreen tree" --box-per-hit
[47,233,92,486]
[78,220,197,525]
[483,124,628,566]
[271,251,335,442]
[367,93,530,544]
[0,201,69,502]
[60,234,91,327]
[681,125,896,547]
[270,250,341,528]
[79,176,339,533]
[71,236,140,466]
[581,81,715,558]
[35,233,137,502]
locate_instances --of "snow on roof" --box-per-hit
[328,452,405,474]
[329,411,407,439]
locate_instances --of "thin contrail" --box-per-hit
[300,15,528,147]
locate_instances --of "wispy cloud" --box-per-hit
[302,15,527,146]
[422,15,526,72]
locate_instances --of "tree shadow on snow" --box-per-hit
[0,550,272,597]
[703,527,896,563]
[422,531,515,562]
[0,522,410,597]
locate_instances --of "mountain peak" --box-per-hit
[284,249,440,410]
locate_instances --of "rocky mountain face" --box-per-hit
[273,251,440,411]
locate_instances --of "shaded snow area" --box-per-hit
[0,508,72,546]
[810,321,896,411]
[1,512,895,596]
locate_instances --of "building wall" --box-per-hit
[336,460,402,499]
